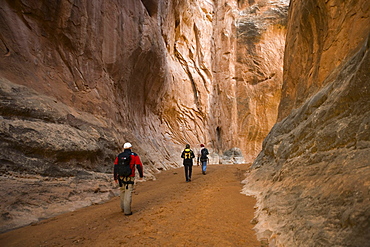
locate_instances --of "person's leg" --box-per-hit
[202,161,207,174]
[184,165,189,181]
[120,186,125,211]
[188,165,192,181]
[123,183,133,215]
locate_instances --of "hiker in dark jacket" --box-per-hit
[181,144,195,182]
[114,142,143,215]
[198,144,209,175]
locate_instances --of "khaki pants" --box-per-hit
[119,177,135,215]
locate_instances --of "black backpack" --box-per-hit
[200,148,209,161]
[117,152,132,177]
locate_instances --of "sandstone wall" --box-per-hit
[0,0,288,172]
[234,0,288,162]
[0,0,173,175]
[197,0,288,164]
[243,1,370,246]
[0,0,288,232]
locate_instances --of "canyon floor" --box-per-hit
[0,164,261,247]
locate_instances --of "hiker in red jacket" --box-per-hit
[114,142,144,215]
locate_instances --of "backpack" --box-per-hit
[184,150,192,160]
[200,148,209,161]
[117,152,132,177]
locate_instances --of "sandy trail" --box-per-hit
[0,164,260,247]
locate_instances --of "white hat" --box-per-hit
[123,142,132,149]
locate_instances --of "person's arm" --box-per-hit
[113,156,119,183]
[134,154,144,178]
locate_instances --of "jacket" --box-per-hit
[114,149,144,180]
[199,147,209,162]
[181,148,195,165]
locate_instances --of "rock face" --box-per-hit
[0,0,287,168]
[0,0,176,174]
[243,1,370,246]
[0,169,117,233]
[0,0,287,232]
[1,0,368,245]
[234,1,288,162]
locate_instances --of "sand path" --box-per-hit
[0,164,260,247]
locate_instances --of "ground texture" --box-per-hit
[0,164,260,247]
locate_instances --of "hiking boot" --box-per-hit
[124,212,133,216]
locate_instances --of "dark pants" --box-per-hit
[184,164,193,181]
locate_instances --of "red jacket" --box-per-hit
[114,149,144,180]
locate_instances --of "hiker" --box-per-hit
[181,144,195,182]
[198,144,209,175]
[114,142,144,215]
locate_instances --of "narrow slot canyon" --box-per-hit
[0,0,369,246]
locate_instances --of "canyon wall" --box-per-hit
[234,0,288,162]
[0,0,287,232]
[0,0,288,172]
[243,0,370,246]
[0,0,173,175]
[2,0,368,245]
